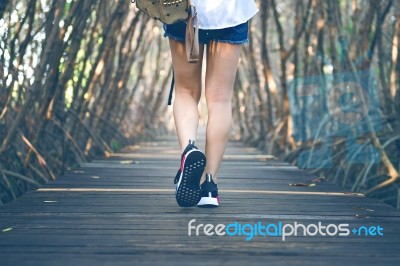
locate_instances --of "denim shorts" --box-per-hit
[163,21,249,45]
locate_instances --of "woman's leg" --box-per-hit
[168,39,204,151]
[202,41,243,183]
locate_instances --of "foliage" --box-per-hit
[0,0,170,203]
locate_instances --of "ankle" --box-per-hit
[200,173,218,185]
[181,139,196,153]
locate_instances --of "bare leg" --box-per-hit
[202,41,243,183]
[168,39,204,152]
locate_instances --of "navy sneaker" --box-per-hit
[174,140,206,207]
[197,173,219,207]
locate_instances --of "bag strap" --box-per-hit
[169,0,199,105]
[168,70,174,106]
[185,0,199,63]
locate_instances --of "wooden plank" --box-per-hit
[0,135,399,266]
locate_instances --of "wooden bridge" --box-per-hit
[0,136,399,265]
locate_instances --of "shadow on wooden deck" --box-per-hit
[0,136,399,265]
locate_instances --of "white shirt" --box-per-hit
[193,0,259,29]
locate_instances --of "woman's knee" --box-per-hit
[205,89,233,106]
[175,84,202,103]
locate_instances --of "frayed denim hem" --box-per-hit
[212,39,249,45]
[163,33,185,43]
[163,33,249,45]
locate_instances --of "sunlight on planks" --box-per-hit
[37,188,364,197]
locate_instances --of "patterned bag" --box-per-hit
[134,0,190,25]
[132,0,199,63]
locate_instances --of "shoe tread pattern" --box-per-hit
[176,150,206,207]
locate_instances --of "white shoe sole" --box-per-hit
[197,196,219,207]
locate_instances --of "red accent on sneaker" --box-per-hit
[180,154,186,171]
[216,196,220,204]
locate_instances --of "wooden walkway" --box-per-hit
[0,136,399,265]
